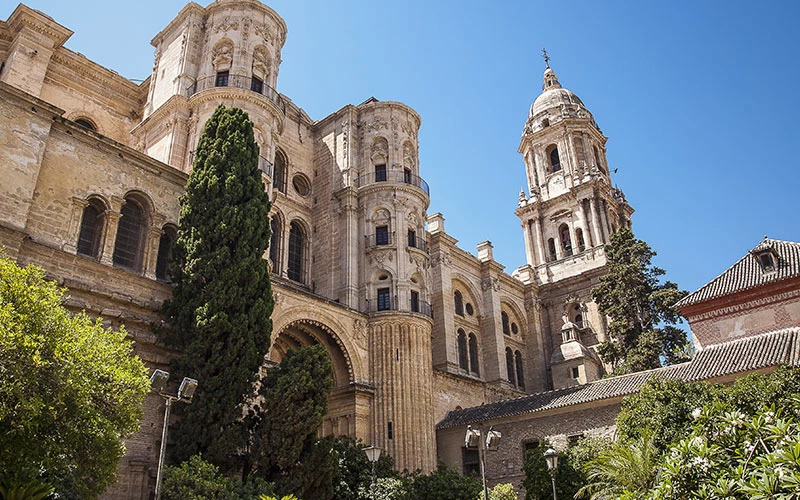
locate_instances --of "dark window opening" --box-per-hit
[387,421,393,440]
[410,290,420,313]
[501,311,510,335]
[377,287,391,311]
[454,291,464,316]
[549,146,561,172]
[576,228,586,252]
[376,225,389,246]
[758,253,776,272]
[287,221,304,282]
[568,433,584,447]
[457,330,468,370]
[215,71,229,87]
[572,366,580,379]
[511,323,519,335]
[560,224,573,256]
[269,217,282,272]
[404,168,412,184]
[548,238,557,261]
[77,200,105,258]
[375,164,387,182]
[515,350,525,389]
[155,227,177,282]
[251,76,263,94]
[75,119,95,131]
[465,303,474,316]
[407,229,416,248]
[112,200,145,271]
[274,150,288,193]
[462,448,480,477]
[574,313,584,329]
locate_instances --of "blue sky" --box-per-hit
[9,0,800,299]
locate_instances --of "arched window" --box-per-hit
[76,198,105,258]
[560,224,573,256]
[468,333,480,376]
[515,350,525,389]
[274,149,288,194]
[505,347,515,384]
[287,221,305,282]
[457,329,468,371]
[548,145,561,172]
[74,118,95,131]
[454,290,464,317]
[576,228,586,252]
[155,225,177,282]
[501,311,510,335]
[574,313,584,329]
[269,216,282,273]
[547,238,557,262]
[113,198,146,271]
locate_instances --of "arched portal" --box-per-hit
[269,319,361,438]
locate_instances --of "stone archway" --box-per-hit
[269,319,366,439]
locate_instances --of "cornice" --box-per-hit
[0,79,64,117]
[187,87,285,131]
[131,94,189,136]
[7,4,72,47]
[48,49,142,105]
[358,100,422,130]
[682,280,800,322]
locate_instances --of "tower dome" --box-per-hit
[528,66,587,120]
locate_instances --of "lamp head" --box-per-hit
[363,446,382,463]
[485,426,502,450]
[149,369,169,393]
[464,425,481,448]
[544,447,559,471]
[178,377,198,401]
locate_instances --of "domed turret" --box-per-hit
[526,66,590,133]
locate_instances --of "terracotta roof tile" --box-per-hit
[436,328,800,429]
[675,238,800,308]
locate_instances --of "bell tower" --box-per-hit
[515,58,634,389]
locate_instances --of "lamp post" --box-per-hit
[363,445,382,500]
[544,447,559,500]
[150,369,198,500]
[465,425,502,500]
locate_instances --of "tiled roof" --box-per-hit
[436,328,800,429]
[675,238,800,308]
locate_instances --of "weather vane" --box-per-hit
[541,47,551,68]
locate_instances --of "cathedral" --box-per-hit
[2,1,798,498]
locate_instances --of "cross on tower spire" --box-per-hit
[541,47,551,69]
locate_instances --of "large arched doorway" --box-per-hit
[269,319,361,438]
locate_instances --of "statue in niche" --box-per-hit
[212,40,234,71]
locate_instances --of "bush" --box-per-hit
[162,456,274,500]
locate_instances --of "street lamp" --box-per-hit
[544,447,559,500]
[363,445,382,500]
[150,370,198,500]
[465,425,502,500]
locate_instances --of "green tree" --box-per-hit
[160,105,274,466]
[616,377,719,453]
[404,464,482,500]
[248,345,335,498]
[591,228,689,374]
[0,256,149,498]
[331,436,396,500]
[576,431,660,499]
[162,456,275,500]
[483,482,519,500]
[522,442,583,500]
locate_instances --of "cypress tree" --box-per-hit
[591,228,689,374]
[161,105,273,467]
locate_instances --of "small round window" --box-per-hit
[511,323,519,335]
[465,303,474,316]
[292,174,311,197]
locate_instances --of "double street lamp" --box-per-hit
[150,369,198,500]
[465,425,502,500]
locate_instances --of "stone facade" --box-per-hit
[1,1,641,497]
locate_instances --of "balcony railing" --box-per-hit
[365,231,395,249]
[185,75,286,114]
[258,155,274,179]
[407,236,429,253]
[365,296,433,317]
[354,171,430,196]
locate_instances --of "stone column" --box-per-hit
[589,196,605,244]
[63,197,89,254]
[580,199,595,248]
[144,213,166,279]
[99,196,125,266]
[522,219,535,266]
[533,216,546,263]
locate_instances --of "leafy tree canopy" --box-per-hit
[403,463,481,500]
[522,441,583,500]
[162,455,275,500]
[592,228,689,374]
[332,436,396,500]
[0,256,149,498]
[160,105,274,466]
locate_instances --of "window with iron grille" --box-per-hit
[375,164,387,182]
[410,290,419,313]
[376,225,389,246]
[407,229,416,248]
[287,222,304,282]
[377,287,391,311]
[155,227,177,282]
[77,200,105,258]
[112,200,145,270]
[215,71,229,87]
[462,448,480,477]
[251,76,263,93]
